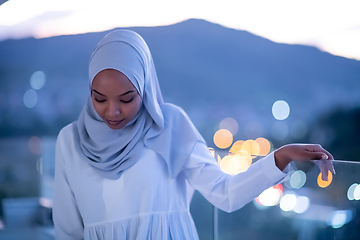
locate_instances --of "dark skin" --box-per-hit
[274,143,333,171]
[91,69,142,130]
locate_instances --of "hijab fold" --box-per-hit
[75,29,205,179]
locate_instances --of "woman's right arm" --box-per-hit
[53,131,84,240]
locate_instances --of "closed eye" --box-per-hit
[95,98,106,103]
[122,98,133,103]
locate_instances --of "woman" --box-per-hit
[53,29,334,239]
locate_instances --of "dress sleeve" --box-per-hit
[183,142,289,213]
[53,133,84,240]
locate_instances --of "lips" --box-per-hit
[106,119,124,126]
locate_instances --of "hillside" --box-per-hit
[0,19,359,143]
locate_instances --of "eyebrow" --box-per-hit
[92,89,135,97]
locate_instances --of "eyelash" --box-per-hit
[122,98,133,103]
[95,98,133,103]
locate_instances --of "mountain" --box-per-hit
[1,19,359,144]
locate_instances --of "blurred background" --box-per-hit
[0,0,359,239]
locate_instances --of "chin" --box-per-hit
[106,124,124,130]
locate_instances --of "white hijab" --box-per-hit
[74,29,205,179]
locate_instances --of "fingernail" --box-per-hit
[321,154,328,160]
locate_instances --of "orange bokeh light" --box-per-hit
[219,151,252,175]
[255,137,271,156]
[241,140,260,157]
[317,171,333,188]
[213,129,233,149]
[229,140,244,153]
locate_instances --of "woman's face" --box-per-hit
[91,69,142,130]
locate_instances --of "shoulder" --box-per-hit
[56,122,78,154]
[160,103,189,121]
[160,103,204,142]
[57,123,75,142]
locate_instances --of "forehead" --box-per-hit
[92,69,138,94]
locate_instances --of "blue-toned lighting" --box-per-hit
[327,210,353,229]
[271,121,288,141]
[280,193,297,212]
[290,170,306,189]
[272,100,290,120]
[293,196,310,214]
[23,89,38,108]
[347,183,358,200]
[30,71,46,90]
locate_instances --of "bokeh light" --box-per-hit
[255,137,271,156]
[347,183,358,200]
[220,155,239,175]
[28,136,42,155]
[271,121,289,141]
[289,170,306,189]
[234,152,252,172]
[40,197,53,208]
[219,117,239,135]
[290,120,308,139]
[23,89,38,108]
[284,171,294,189]
[327,210,353,229]
[280,193,297,212]
[293,196,310,214]
[213,129,233,149]
[272,100,290,120]
[256,184,283,207]
[219,152,252,175]
[253,199,269,210]
[241,140,260,157]
[317,171,333,188]
[354,184,360,200]
[273,183,283,193]
[229,140,244,153]
[30,71,46,90]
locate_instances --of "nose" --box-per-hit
[106,101,120,117]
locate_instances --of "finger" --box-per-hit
[306,151,329,161]
[310,144,334,160]
[312,160,330,181]
[321,168,329,181]
[313,147,335,176]
[327,160,336,175]
[314,160,329,181]
[314,145,335,175]
[320,147,334,160]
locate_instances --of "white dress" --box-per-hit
[53,123,289,240]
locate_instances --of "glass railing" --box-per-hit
[0,138,359,240]
[193,160,360,240]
